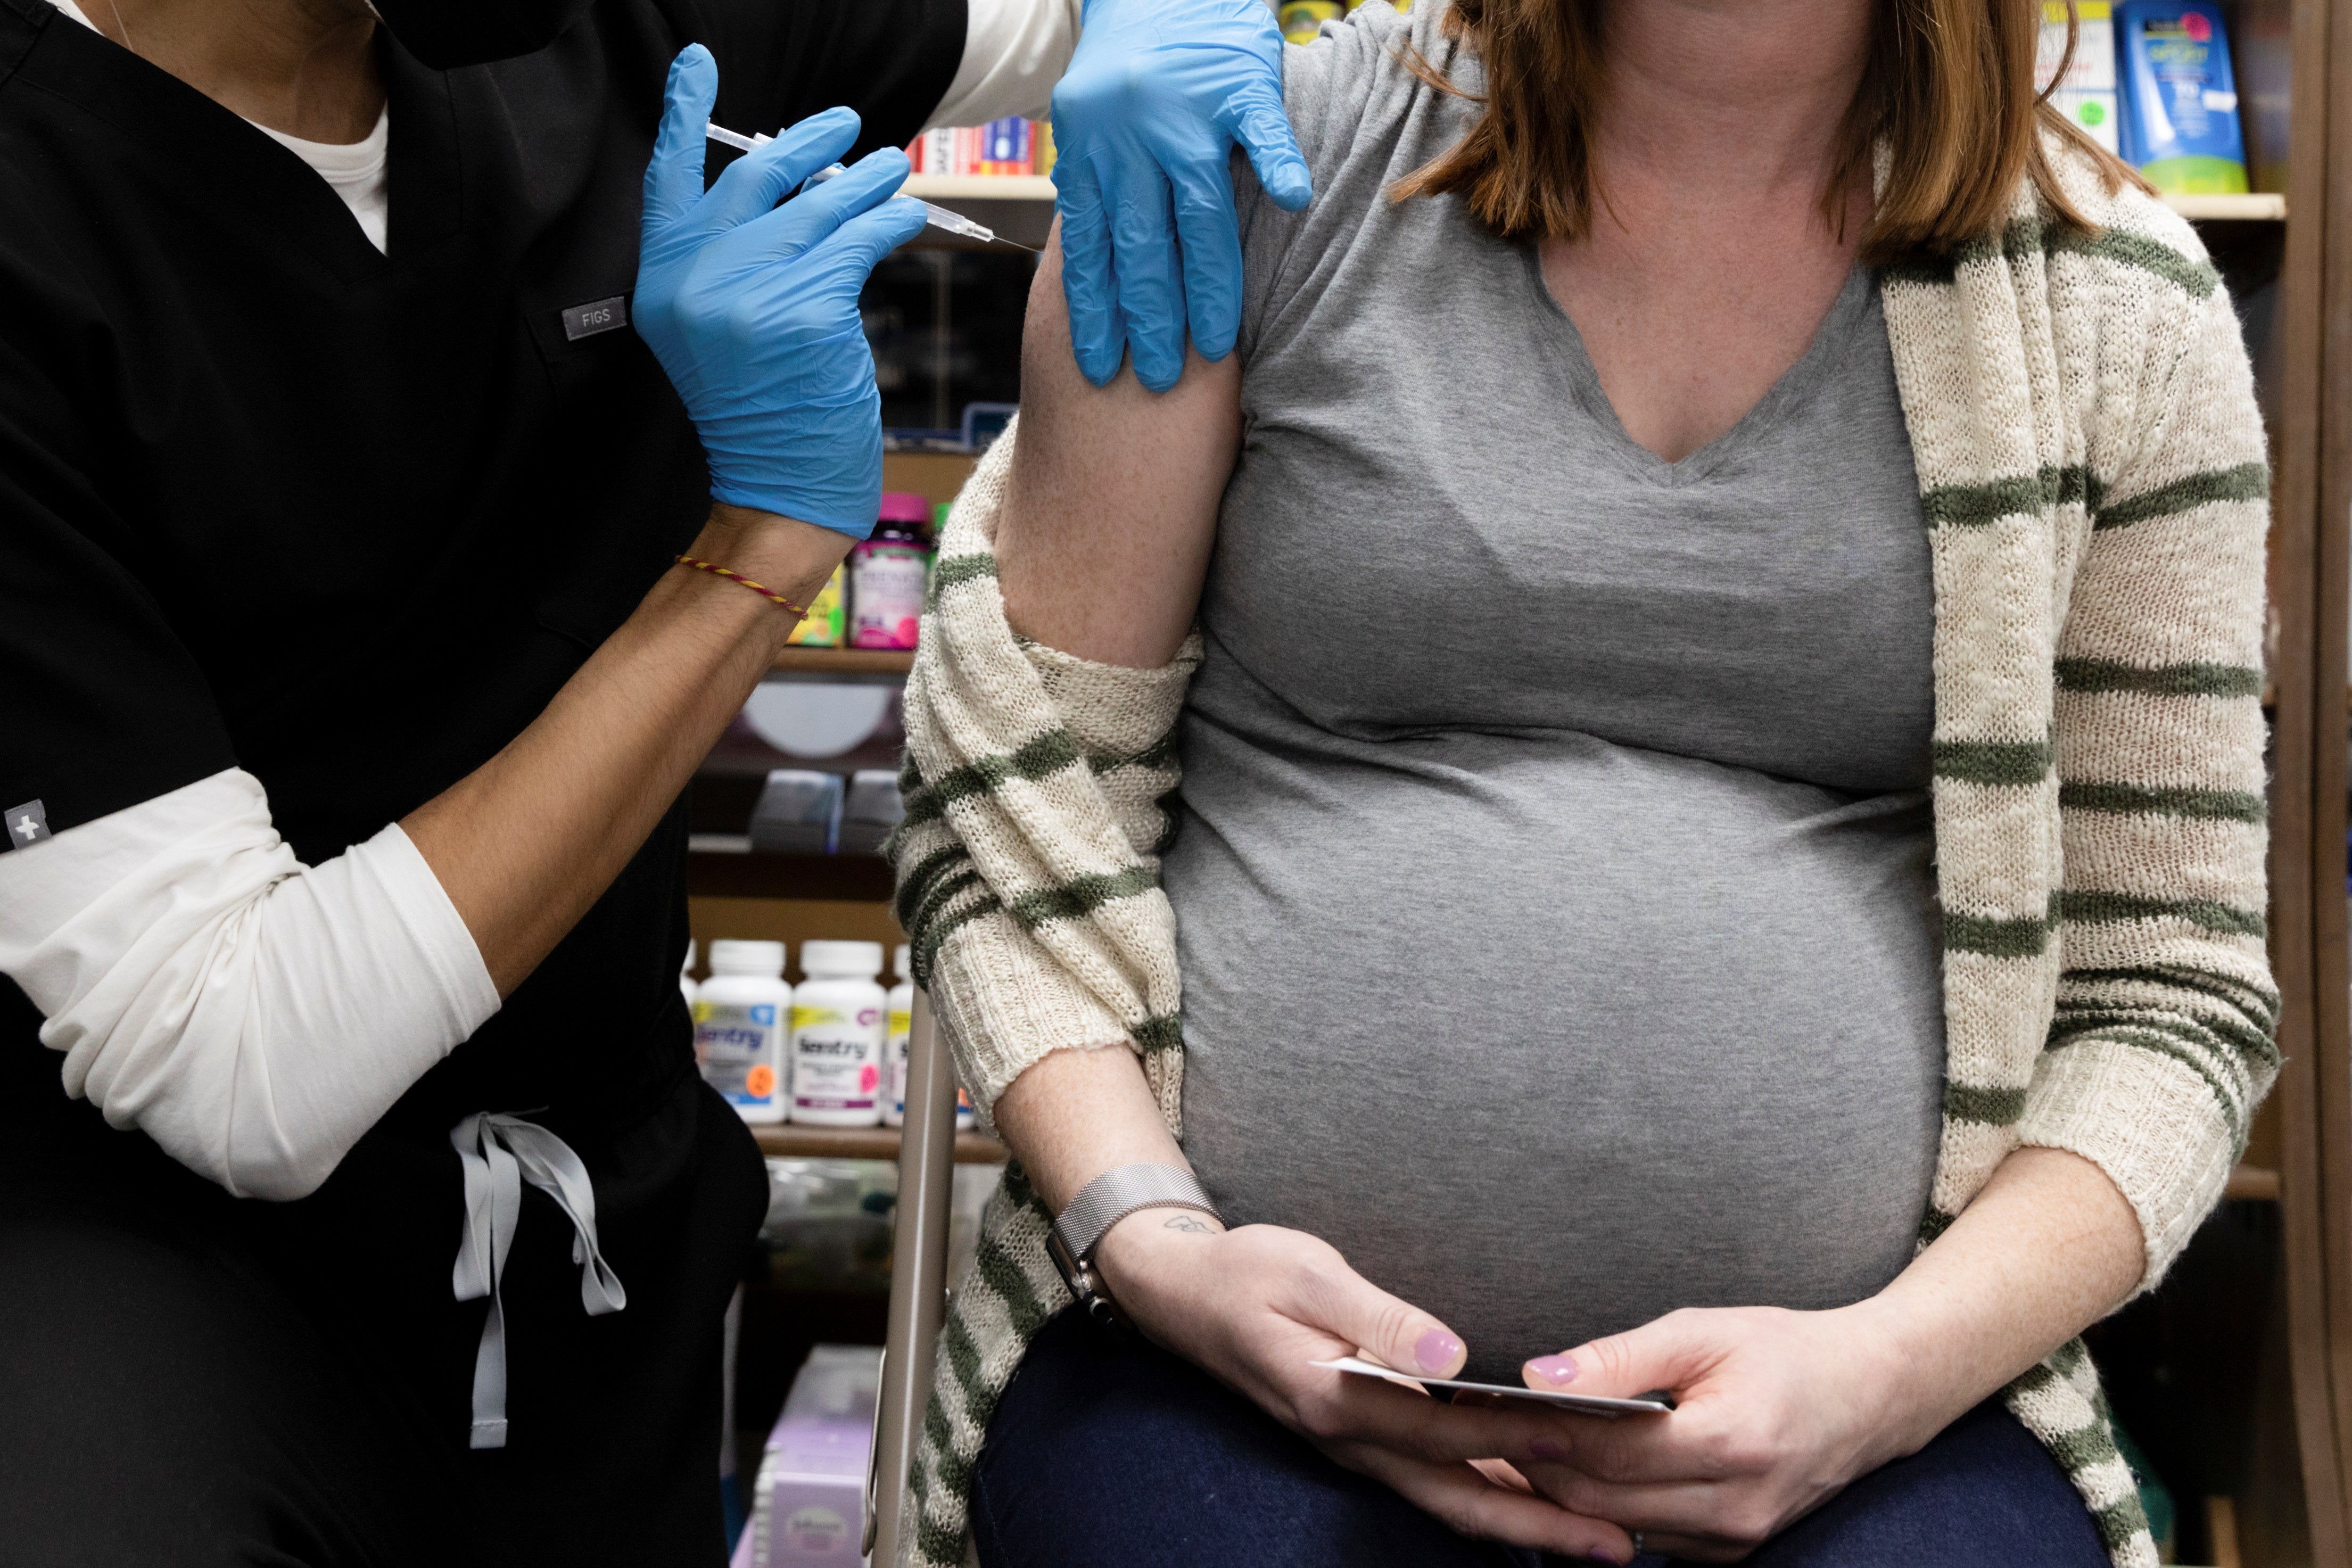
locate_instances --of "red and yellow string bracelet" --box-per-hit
[674,554,812,619]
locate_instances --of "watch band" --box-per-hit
[1051,1164,1223,1269]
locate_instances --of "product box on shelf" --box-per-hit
[906,118,1050,177]
[2040,0,2120,153]
[785,565,845,646]
[733,1344,882,1567]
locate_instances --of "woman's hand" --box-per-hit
[1506,1301,1937,1562]
[1094,1215,1640,1564]
[1504,1148,2145,1561]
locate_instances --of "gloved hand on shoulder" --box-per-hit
[1051,0,1313,393]
[634,45,926,539]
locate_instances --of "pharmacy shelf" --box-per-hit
[2165,192,2287,221]
[766,646,915,679]
[906,180,2285,223]
[687,845,894,902]
[904,174,1054,202]
[902,178,2278,221]
[753,1124,1008,1163]
[2227,1163,2281,1203]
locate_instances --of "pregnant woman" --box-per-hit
[887,2,2274,1565]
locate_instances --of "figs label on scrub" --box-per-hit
[791,1004,883,1110]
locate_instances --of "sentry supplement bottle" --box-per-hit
[848,494,932,650]
[680,939,697,1008]
[883,945,913,1128]
[790,940,888,1127]
[697,940,790,1125]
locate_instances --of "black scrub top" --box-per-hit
[0,0,959,1555]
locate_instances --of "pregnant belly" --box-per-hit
[1163,720,1945,1381]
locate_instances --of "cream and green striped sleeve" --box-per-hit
[2021,256,2279,1287]
[886,421,1200,1127]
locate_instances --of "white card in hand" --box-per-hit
[1310,1356,1673,1418]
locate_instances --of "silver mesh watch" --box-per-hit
[1046,1165,1223,1330]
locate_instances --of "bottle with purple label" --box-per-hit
[848,493,932,650]
[789,941,888,1127]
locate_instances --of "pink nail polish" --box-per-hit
[1414,1328,1463,1373]
[1528,1354,1579,1385]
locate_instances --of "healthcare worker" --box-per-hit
[0,0,1305,1561]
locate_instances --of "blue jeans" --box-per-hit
[972,1309,2112,1568]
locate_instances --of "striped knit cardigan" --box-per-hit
[885,134,2277,1568]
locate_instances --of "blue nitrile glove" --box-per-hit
[1051,0,1312,393]
[634,46,927,538]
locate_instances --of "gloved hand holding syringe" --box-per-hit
[705,122,1037,251]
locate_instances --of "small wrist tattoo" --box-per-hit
[1161,1214,1218,1234]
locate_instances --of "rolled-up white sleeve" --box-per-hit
[0,767,499,1200]
[930,0,1083,127]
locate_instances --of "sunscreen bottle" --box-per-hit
[790,942,888,1127]
[696,940,790,1124]
[2117,1,2250,193]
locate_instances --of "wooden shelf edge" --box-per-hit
[904,174,1054,202]
[2163,192,2288,221]
[2227,1162,2282,1202]
[752,1124,1006,1163]
[905,180,2280,220]
[767,647,915,676]
[686,848,895,902]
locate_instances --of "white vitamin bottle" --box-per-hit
[883,944,913,1128]
[696,939,790,1125]
[680,939,698,1009]
[790,940,888,1127]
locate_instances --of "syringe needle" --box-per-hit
[704,122,1038,252]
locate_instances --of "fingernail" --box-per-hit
[1529,1438,1565,1459]
[1528,1354,1579,1385]
[1414,1328,1463,1373]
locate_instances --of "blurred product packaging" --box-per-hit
[735,1343,884,1568]
[757,1159,896,1293]
[837,771,905,857]
[749,770,844,856]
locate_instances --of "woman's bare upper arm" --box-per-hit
[997,223,1241,669]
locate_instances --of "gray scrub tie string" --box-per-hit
[449,1112,628,1450]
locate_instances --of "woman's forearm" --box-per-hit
[991,1042,1193,1214]
[1857,1145,2143,1447]
[403,504,849,994]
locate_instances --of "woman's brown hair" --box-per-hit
[1388,0,2142,262]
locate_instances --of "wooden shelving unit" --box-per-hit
[900,182,2280,220]
[2231,1164,2285,1203]
[687,846,893,902]
[752,1124,1006,1163]
[2165,192,2290,220]
[765,646,914,681]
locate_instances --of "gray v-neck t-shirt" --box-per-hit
[1164,1,1945,1379]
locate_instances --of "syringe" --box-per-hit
[705,121,1037,251]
